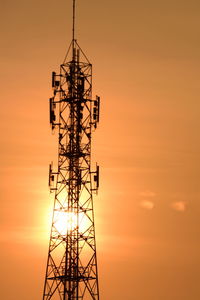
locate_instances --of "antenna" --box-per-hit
[72,0,76,48]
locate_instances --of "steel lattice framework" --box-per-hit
[43,31,100,300]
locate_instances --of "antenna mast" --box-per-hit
[72,0,75,47]
[43,1,100,299]
[72,0,76,41]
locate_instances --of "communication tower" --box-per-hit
[43,1,100,299]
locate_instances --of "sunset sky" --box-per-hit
[1,0,200,299]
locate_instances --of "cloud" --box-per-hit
[140,200,155,210]
[171,201,187,212]
[139,191,156,209]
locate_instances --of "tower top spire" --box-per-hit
[72,0,76,43]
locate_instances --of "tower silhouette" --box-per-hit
[43,1,100,299]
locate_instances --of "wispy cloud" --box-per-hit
[171,201,187,212]
[139,190,156,210]
[140,200,155,210]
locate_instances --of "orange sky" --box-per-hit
[1,0,200,299]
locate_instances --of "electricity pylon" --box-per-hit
[43,1,100,299]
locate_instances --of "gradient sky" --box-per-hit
[1,0,200,299]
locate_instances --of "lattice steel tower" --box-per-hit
[43,1,100,299]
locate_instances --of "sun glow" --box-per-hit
[54,211,77,235]
[54,210,88,235]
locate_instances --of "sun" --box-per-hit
[54,211,77,235]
